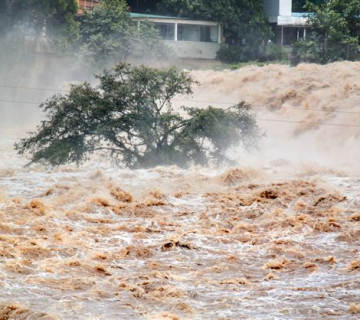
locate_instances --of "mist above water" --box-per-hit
[184,62,360,173]
[2,45,359,173]
[2,4,360,319]
[1,44,360,319]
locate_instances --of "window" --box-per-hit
[177,24,218,43]
[155,23,175,41]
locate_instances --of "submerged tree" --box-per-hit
[15,64,260,168]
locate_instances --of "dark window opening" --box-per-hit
[155,22,175,40]
[178,24,218,43]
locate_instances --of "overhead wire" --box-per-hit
[0,99,40,105]
[256,118,360,128]
[1,85,360,128]
[173,98,360,115]
[1,95,360,116]
[0,84,67,92]
[1,84,359,115]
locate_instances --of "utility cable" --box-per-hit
[256,118,360,128]
[0,84,67,92]
[173,98,360,115]
[1,97,360,116]
[1,84,359,115]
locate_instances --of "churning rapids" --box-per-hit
[0,62,360,319]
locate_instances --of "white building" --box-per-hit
[264,0,309,45]
[131,13,222,60]
[132,1,309,60]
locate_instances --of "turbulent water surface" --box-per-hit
[0,62,360,319]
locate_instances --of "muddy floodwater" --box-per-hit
[0,62,360,319]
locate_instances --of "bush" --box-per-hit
[263,44,288,61]
[15,63,261,168]
[294,37,359,64]
[217,45,255,63]
[217,44,287,64]
[294,0,360,64]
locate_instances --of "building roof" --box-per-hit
[130,13,190,20]
[129,12,218,25]
[292,12,312,18]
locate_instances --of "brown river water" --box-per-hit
[0,62,359,319]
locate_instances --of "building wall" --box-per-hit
[135,17,222,59]
[264,0,292,21]
[164,41,221,59]
[264,0,280,18]
[77,0,100,11]
[278,0,292,16]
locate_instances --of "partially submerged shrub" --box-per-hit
[16,63,261,168]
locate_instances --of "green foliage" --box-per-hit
[78,0,170,68]
[0,1,9,33]
[228,60,289,70]
[157,0,206,18]
[292,0,306,12]
[295,0,360,64]
[292,0,325,12]
[101,0,128,10]
[264,44,288,61]
[217,43,287,64]
[157,0,272,62]
[0,0,80,50]
[15,63,260,168]
[217,46,254,63]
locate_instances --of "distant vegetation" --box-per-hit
[15,64,261,168]
[0,0,80,50]
[295,0,360,64]
[217,43,287,64]
[292,0,326,12]
[77,0,170,69]
[0,0,169,68]
[157,0,274,64]
[1,0,359,70]
[1,0,274,65]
